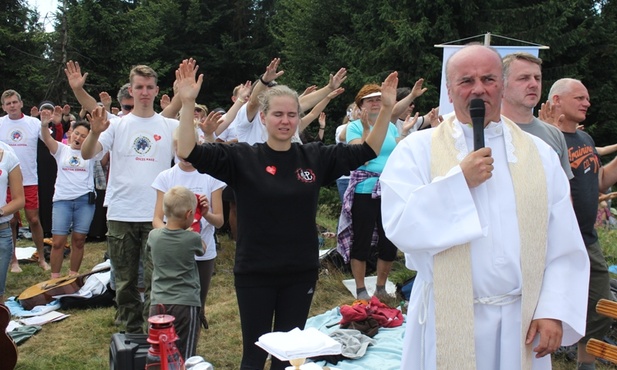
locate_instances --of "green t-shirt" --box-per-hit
[147,228,203,307]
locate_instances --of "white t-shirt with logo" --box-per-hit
[98,113,178,221]
[151,164,226,261]
[52,143,104,202]
[0,115,41,185]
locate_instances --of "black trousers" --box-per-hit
[235,279,316,370]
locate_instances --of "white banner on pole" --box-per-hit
[438,46,540,117]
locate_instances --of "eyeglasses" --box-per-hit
[195,108,203,113]
[121,104,134,111]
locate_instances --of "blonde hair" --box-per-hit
[163,186,197,220]
[258,85,300,115]
[1,90,21,105]
[129,65,158,85]
[502,52,542,80]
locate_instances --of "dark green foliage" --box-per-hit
[318,185,342,220]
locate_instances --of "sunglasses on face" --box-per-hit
[122,104,134,111]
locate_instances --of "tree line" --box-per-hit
[4,0,617,146]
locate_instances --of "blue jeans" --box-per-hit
[52,193,96,235]
[0,225,14,296]
[336,177,350,203]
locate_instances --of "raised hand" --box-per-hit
[262,58,284,84]
[86,106,111,135]
[39,108,52,125]
[328,68,348,90]
[62,104,71,115]
[52,105,62,123]
[299,85,317,98]
[99,92,112,111]
[410,78,428,99]
[198,111,223,136]
[175,58,203,102]
[64,61,88,90]
[160,94,171,110]
[402,112,419,134]
[380,71,399,108]
[236,80,252,102]
[318,112,326,128]
[30,106,39,117]
[327,87,345,100]
[360,108,371,131]
[427,107,443,128]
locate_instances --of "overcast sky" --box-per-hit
[26,0,58,32]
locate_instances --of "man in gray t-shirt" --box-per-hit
[502,52,574,179]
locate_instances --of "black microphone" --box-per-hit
[469,98,485,151]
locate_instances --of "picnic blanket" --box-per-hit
[304,306,405,369]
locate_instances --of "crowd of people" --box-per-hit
[0,44,614,370]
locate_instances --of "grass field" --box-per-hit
[4,221,617,369]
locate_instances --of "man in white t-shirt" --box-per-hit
[67,61,179,334]
[0,90,50,272]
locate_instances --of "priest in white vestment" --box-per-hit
[380,45,590,370]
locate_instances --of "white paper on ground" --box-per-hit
[19,310,69,326]
[284,362,325,370]
[341,276,397,298]
[256,327,342,361]
[15,247,36,260]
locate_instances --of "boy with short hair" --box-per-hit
[147,185,204,359]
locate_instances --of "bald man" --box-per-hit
[381,45,589,370]
[548,78,617,370]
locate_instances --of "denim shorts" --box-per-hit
[52,193,96,235]
[0,225,14,296]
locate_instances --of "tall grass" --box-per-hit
[5,214,617,369]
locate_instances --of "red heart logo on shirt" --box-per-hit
[266,166,276,175]
[153,134,161,141]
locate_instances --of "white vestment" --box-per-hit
[380,118,589,370]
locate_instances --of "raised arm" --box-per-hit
[39,108,60,155]
[390,78,427,123]
[599,155,617,193]
[299,68,347,112]
[597,143,617,157]
[397,112,419,143]
[197,111,223,143]
[248,58,285,122]
[364,72,398,155]
[215,80,252,136]
[81,106,109,159]
[176,59,204,159]
[299,87,344,132]
[64,61,99,114]
[99,92,112,112]
[161,80,182,118]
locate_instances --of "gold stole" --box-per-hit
[430,116,548,369]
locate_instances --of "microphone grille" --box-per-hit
[470,99,485,118]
